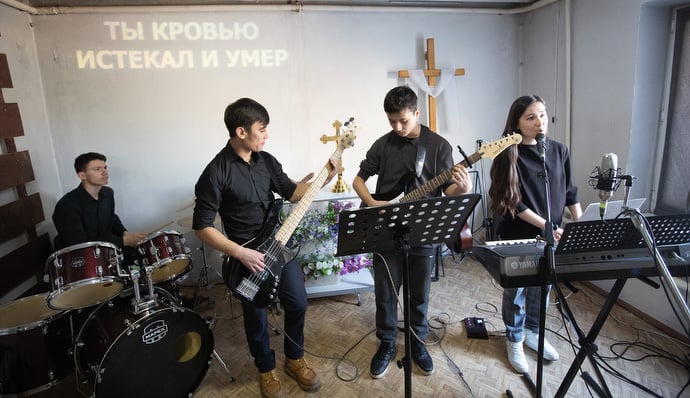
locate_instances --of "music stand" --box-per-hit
[336,193,480,398]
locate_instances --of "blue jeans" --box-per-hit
[373,247,434,343]
[502,286,550,343]
[241,257,307,372]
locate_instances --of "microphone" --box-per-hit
[596,153,618,219]
[535,133,546,161]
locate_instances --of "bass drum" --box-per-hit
[75,287,214,398]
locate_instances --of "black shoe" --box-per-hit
[370,342,397,379]
[412,340,434,375]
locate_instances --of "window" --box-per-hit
[656,6,690,215]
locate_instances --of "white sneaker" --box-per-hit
[524,329,559,361]
[505,339,529,373]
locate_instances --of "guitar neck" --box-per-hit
[399,152,481,203]
[274,149,343,245]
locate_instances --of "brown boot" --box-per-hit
[259,369,283,398]
[285,357,321,392]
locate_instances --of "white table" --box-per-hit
[305,269,374,305]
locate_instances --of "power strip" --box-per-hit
[464,317,489,339]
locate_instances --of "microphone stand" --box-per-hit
[534,152,554,397]
[534,150,594,397]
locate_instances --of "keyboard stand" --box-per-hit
[552,212,690,397]
[553,277,626,397]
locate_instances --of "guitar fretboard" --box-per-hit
[400,152,482,203]
[275,149,344,245]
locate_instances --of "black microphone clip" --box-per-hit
[536,133,546,162]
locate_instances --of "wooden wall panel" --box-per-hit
[0,193,45,242]
[0,52,49,298]
[0,103,24,139]
[0,233,52,297]
[0,54,11,88]
[0,151,35,190]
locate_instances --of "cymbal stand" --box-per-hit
[194,242,216,310]
[207,316,236,382]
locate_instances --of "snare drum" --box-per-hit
[137,231,192,284]
[0,293,74,396]
[75,287,213,398]
[45,241,124,310]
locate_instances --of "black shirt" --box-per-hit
[52,184,127,249]
[356,125,455,197]
[192,141,296,243]
[496,138,579,240]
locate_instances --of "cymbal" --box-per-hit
[177,214,221,229]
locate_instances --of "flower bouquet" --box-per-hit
[290,200,372,283]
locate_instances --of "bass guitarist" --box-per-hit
[352,86,473,379]
[192,98,337,398]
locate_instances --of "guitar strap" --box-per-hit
[260,152,280,188]
[415,144,426,178]
[259,152,280,210]
[415,129,427,179]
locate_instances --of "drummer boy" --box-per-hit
[52,152,146,265]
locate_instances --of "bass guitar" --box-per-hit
[223,119,357,307]
[368,134,522,253]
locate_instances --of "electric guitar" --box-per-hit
[223,119,358,307]
[367,134,523,252]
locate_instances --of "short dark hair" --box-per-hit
[383,86,418,114]
[74,152,106,173]
[223,98,270,138]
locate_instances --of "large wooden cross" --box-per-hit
[397,38,465,132]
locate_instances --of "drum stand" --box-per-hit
[205,316,236,383]
[189,243,237,383]
[128,266,159,313]
[192,242,217,311]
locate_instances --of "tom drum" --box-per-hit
[45,241,124,310]
[137,231,192,284]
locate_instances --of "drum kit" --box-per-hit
[0,229,233,397]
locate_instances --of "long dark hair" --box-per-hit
[488,95,545,218]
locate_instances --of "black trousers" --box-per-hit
[240,257,307,372]
[372,247,434,344]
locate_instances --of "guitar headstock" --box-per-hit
[338,117,358,150]
[479,133,522,160]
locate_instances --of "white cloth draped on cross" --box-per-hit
[406,68,457,97]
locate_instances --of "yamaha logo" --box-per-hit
[510,259,537,270]
[71,257,86,268]
[142,320,168,344]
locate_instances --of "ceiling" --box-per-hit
[9,0,540,10]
